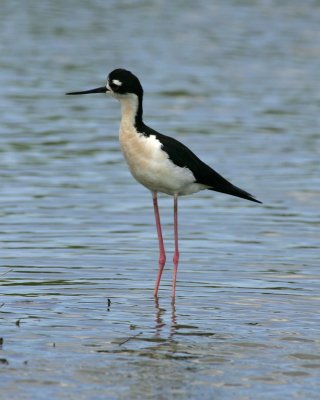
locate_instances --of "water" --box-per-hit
[1,1,319,399]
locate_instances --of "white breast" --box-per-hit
[120,131,192,194]
[117,93,206,196]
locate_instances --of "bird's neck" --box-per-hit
[119,93,144,131]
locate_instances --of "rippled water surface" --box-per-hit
[1,1,319,399]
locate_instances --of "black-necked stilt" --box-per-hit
[66,68,261,300]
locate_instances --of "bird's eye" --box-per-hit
[110,83,118,91]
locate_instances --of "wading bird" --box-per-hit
[66,68,261,300]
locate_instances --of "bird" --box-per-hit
[66,68,261,301]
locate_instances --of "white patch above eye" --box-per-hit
[112,79,122,86]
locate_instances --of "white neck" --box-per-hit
[118,94,139,130]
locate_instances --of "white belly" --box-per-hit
[119,128,204,196]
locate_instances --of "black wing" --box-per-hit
[143,124,261,203]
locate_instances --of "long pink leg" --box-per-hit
[152,192,166,297]
[172,195,179,300]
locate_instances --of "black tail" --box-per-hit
[208,184,262,203]
[194,160,262,204]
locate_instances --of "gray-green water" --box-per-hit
[1,1,319,399]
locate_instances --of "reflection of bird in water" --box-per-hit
[154,298,177,339]
[67,69,261,301]
[155,297,166,334]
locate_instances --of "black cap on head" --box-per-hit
[108,69,143,96]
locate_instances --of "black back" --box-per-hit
[137,123,261,203]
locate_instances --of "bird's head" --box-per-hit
[66,68,143,100]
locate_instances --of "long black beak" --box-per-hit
[66,86,108,95]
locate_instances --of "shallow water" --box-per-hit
[1,1,319,399]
